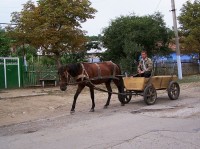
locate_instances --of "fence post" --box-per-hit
[3,58,7,88]
[199,62,200,74]
[19,57,24,87]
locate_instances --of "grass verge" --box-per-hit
[177,74,200,84]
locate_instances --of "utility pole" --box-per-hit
[171,0,183,79]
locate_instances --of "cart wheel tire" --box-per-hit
[118,94,125,104]
[124,90,132,104]
[168,81,180,100]
[118,90,126,105]
[144,85,157,105]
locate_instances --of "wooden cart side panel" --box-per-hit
[151,75,178,89]
[123,75,178,90]
[151,76,162,89]
[123,77,148,90]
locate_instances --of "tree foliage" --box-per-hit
[85,35,102,51]
[13,45,38,64]
[0,28,12,57]
[7,0,96,66]
[178,0,200,59]
[61,51,87,64]
[101,12,173,66]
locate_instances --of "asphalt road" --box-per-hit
[0,82,200,149]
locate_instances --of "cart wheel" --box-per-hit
[168,81,180,100]
[124,90,132,104]
[144,85,157,105]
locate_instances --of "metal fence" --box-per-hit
[120,61,200,76]
[1,59,198,88]
[23,65,58,87]
[154,62,199,76]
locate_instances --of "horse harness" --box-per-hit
[62,62,125,95]
[75,62,119,83]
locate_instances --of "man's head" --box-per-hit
[141,50,147,60]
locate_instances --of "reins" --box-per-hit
[69,76,126,95]
[92,84,126,95]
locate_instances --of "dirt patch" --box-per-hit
[0,82,200,126]
[0,85,120,126]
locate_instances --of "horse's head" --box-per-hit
[58,65,70,91]
[58,63,82,91]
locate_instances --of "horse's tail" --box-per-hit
[114,63,125,103]
[116,63,121,75]
[117,64,124,86]
[109,61,124,89]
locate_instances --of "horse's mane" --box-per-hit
[58,66,66,75]
[66,63,82,77]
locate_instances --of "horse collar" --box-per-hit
[76,63,89,81]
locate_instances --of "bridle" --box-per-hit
[59,64,89,85]
[59,70,70,85]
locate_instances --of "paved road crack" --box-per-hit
[109,129,200,148]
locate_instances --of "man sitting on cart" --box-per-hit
[137,50,153,78]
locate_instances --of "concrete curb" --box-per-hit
[0,93,48,100]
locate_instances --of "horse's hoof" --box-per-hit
[89,109,95,112]
[70,110,75,114]
[104,105,108,109]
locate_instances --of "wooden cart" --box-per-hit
[122,75,180,105]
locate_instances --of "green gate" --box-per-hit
[0,57,22,89]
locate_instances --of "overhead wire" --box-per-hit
[154,0,163,12]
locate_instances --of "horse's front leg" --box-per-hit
[71,84,85,113]
[89,87,95,112]
[104,81,112,109]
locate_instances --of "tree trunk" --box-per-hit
[57,59,61,68]
[55,54,61,68]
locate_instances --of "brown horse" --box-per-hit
[58,61,125,113]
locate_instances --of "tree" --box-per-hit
[61,51,87,64]
[13,45,38,64]
[178,0,200,60]
[85,35,102,51]
[0,28,12,57]
[7,0,96,67]
[101,12,173,66]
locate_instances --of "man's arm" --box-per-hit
[137,61,143,73]
[146,58,153,71]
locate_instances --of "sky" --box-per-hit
[0,0,195,36]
